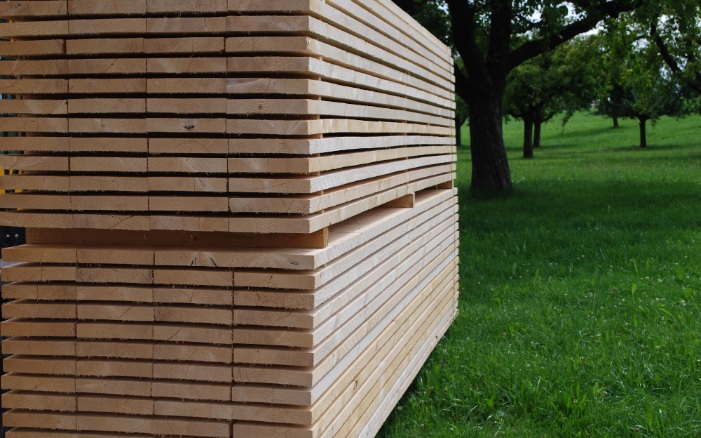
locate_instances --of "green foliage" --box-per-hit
[685,94,701,113]
[592,15,687,148]
[378,113,701,437]
[414,0,451,46]
[504,36,602,150]
[504,55,559,120]
[644,0,701,95]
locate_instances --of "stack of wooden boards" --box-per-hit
[0,1,458,437]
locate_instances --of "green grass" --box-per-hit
[378,112,701,437]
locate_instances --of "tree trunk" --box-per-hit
[533,120,542,148]
[639,118,647,149]
[523,117,534,159]
[467,89,512,192]
[455,114,462,147]
[613,116,619,128]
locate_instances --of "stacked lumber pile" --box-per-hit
[0,1,458,437]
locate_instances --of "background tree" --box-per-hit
[594,17,686,148]
[504,36,600,158]
[588,28,630,127]
[396,0,643,193]
[618,64,685,149]
[504,56,562,158]
[647,1,701,95]
[595,82,628,127]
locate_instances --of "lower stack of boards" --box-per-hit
[0,0,459,436]
[1,189,458,437]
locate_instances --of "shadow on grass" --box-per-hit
[501,143,701,167]
[604,143,701,153]
[460,178,701,231]
[554,124,626,138]
[455,177,701,314]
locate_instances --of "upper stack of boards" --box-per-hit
[0,1,459,437]
[0,0,456,234]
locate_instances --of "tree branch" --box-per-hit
[651,25,701,94]
[508,0,641,71]
[651,25,683,74]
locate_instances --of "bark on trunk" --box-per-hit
[639,118,647,149]
[533,120,542,148]
[467,89,512,192]
[613,116,619,128]
[523,117,534,159]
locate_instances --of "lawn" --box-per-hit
[378,112,701,437]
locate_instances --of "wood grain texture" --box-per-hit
[224,36,453,104]
[0,21,69,38]
[0,2,457,436]
[0,168,451,217]
[0,39,65,57]
[232,243,457,369]
[234,262,455,412]
[270,267,456,428]
[68,0,147,16]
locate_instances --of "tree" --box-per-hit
[595,17,686,148]
[396,0,643,193]
[504,57,561,158]
[619,65,685,149]
[504,37,600,158]
[591,24,633,127]
[648,1,701,95]
[596,82,627,127]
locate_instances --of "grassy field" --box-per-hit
[378,112,701,437]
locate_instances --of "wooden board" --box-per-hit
[235,200,452,309]
[223,36,453,105]
[0,185,456,234]
[3,189,454,271]
[233,236,456,357]
[232,265,457,431]
[0,2,458,436]
[232,243,457,368]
